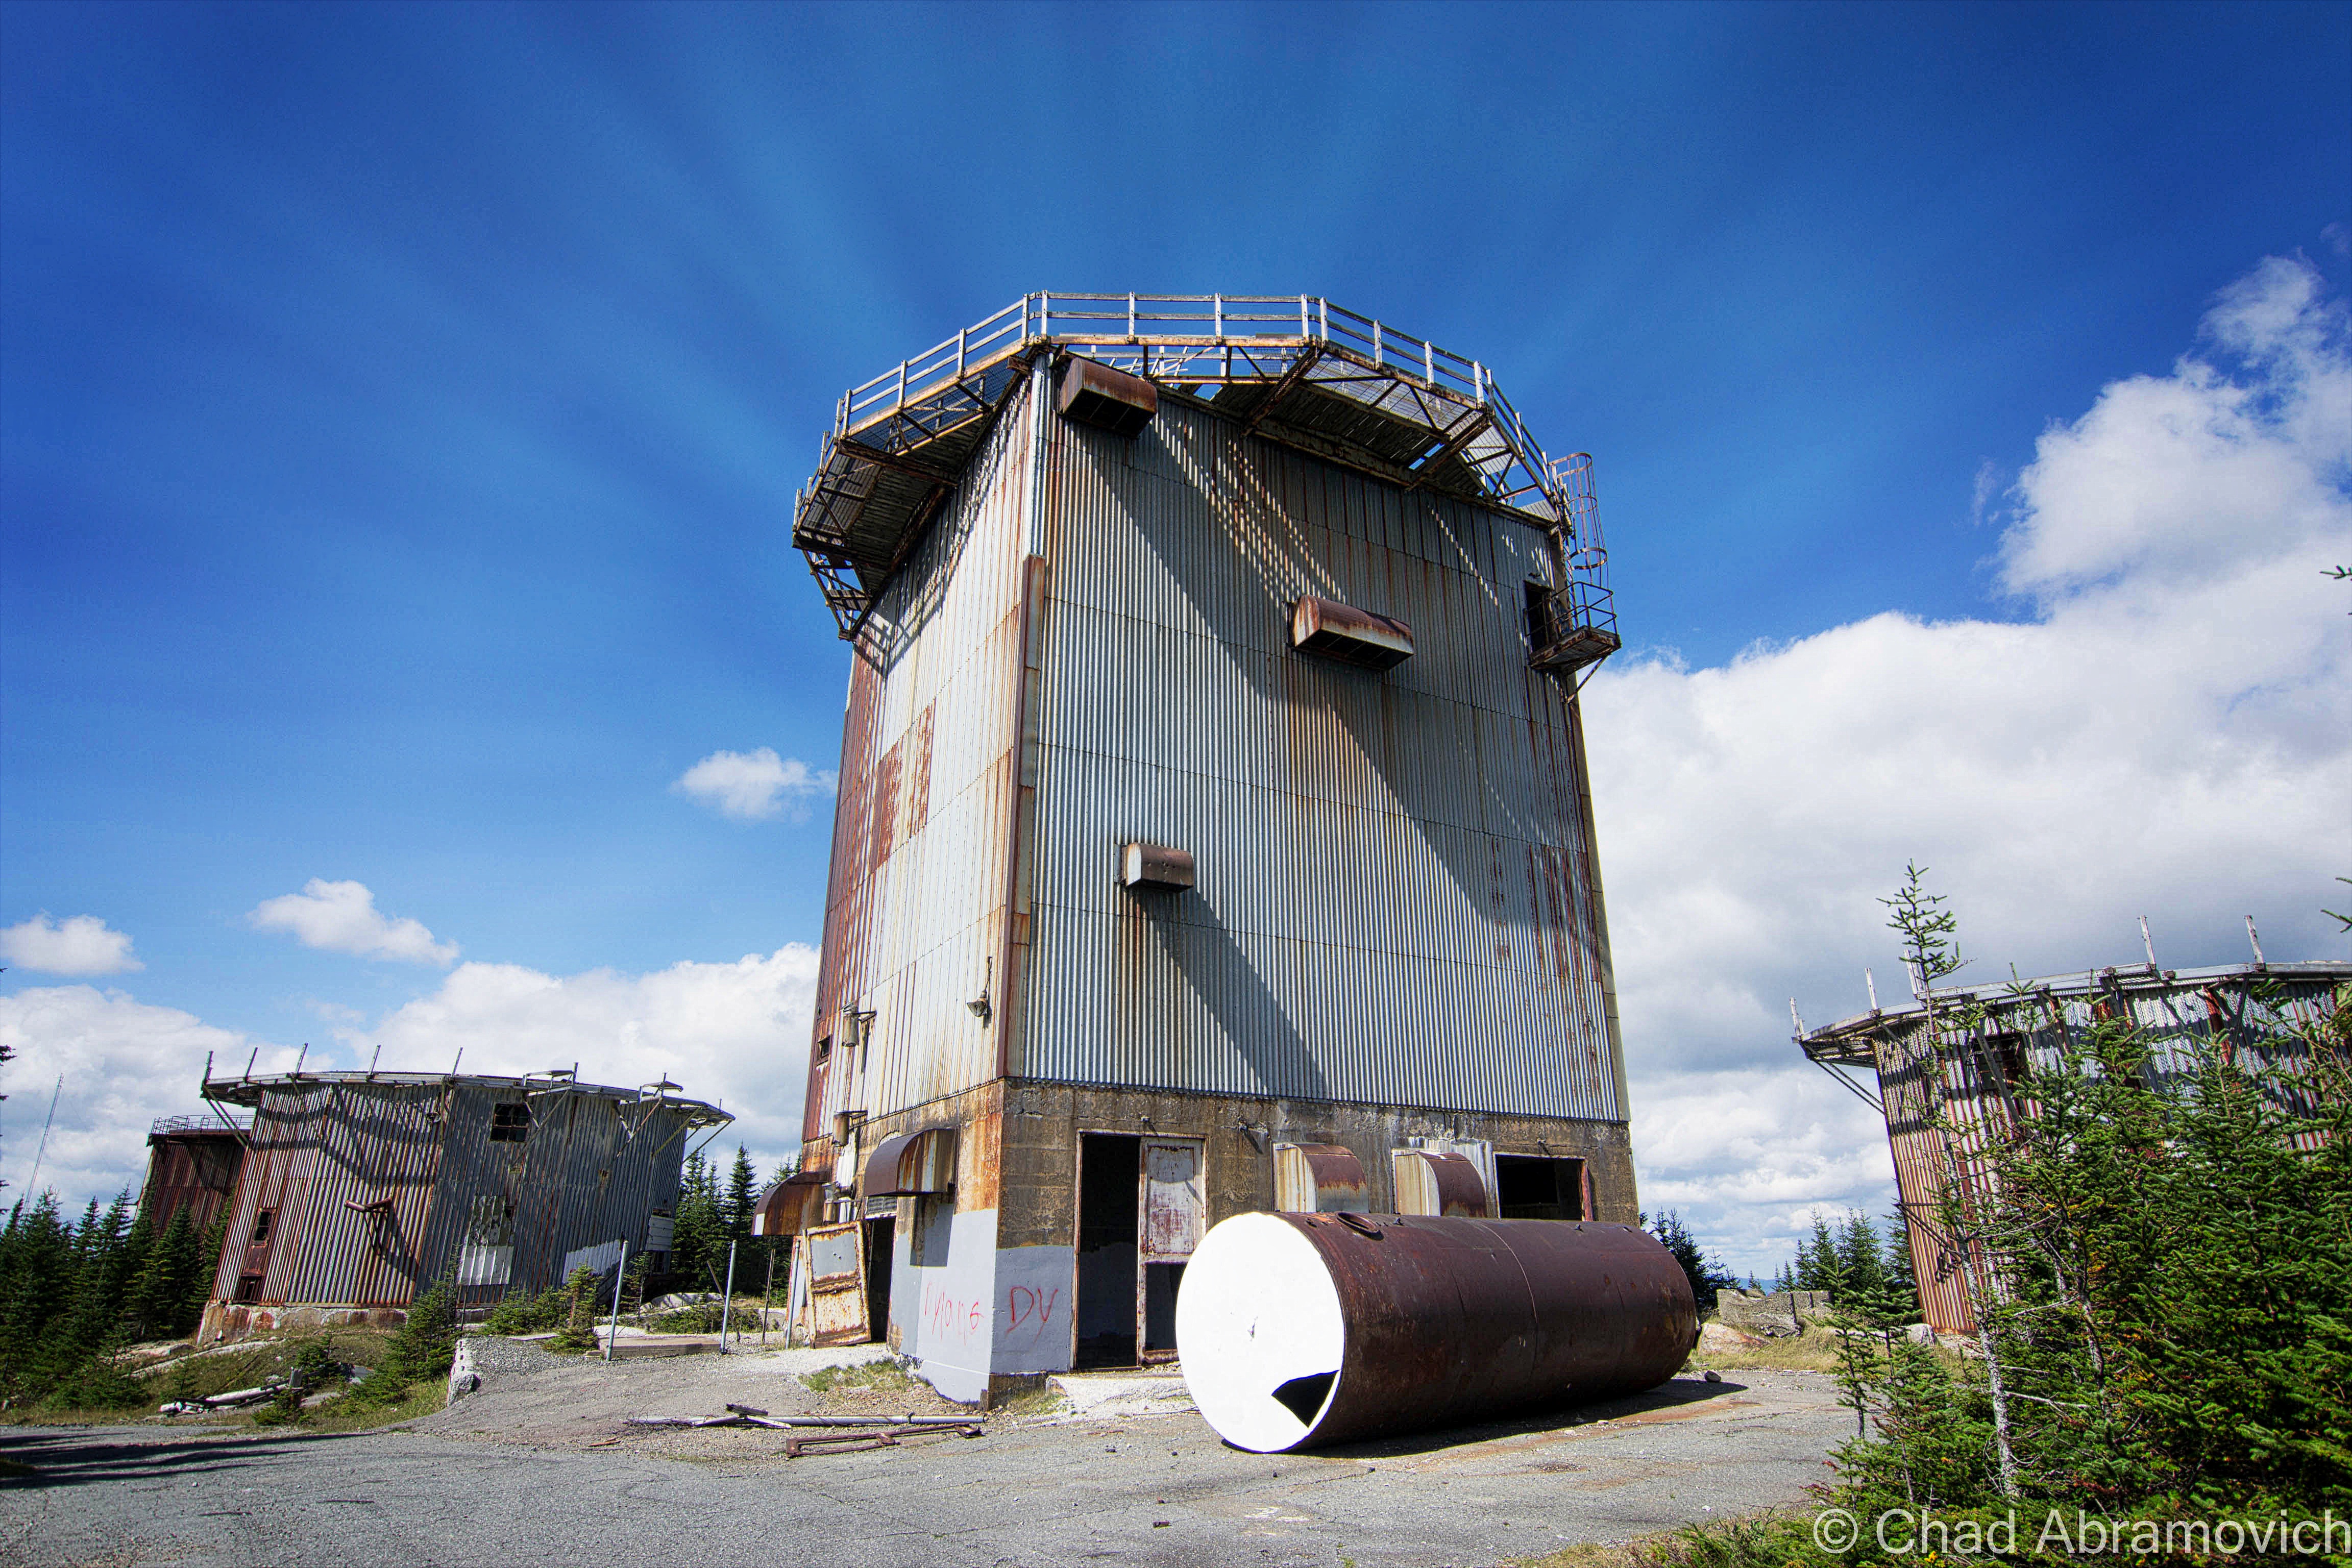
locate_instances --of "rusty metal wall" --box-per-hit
[1017,393,1624,1119]
[804,375,1044,1136]
[210,1080,446,1307]
[1843,962,2349,1335]
[139,1131,244,1237]
[210,1080,701,1308]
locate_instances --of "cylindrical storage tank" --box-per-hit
[1177,1211,1698,1453]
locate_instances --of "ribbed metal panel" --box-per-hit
[805,378,1041,1132]
[1018,394,1623,1120]
[210,1078,707,1308]
[1821,962,2350,1335]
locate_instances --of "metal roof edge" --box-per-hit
[199,1070,733,1124]
[1802,958,2352,1054]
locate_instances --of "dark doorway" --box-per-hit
[863,1215,895,1344]
[1496,1155,1585,1220]
[1075,1133,1140,1369]
[1142,1261,1183,1353]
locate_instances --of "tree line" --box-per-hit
[0,1191,225,1409]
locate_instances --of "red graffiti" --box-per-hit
[923,1288,989,1345]
[1006,1284,1060,1339]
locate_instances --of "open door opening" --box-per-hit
[1074,1132,1206,1369]
[863,1214,895,1343]
[1075,1133,1139,1369]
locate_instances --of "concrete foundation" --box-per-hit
[834,1079,1635,1402]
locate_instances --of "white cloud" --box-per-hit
[0,987,294,1203]
[247,879,458,965]
[673,747,836,821]
[0,944,819,1213]
[340,944,820,1178]
[0,914,143,976]
[1588,253,2352,1277]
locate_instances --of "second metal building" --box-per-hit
[200,1068,729,1341]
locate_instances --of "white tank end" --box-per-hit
[1174,1212,1345,1453]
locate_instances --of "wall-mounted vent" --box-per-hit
[1392,1149,1491,1217]
[1273,1143,1369,1213]
[1058,357,1158,436]
[1121,842,1195,891]
[1290,597,1413,671]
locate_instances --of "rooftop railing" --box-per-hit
[822,292,1571,522]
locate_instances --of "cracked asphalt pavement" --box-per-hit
[0,1364,1848,1567]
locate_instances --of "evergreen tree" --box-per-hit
[1880,1209,1920,1319]
[669,1149,726,1290]
[1645,1209,1734,1311]
[129,1206,202,1338]
[723,1146,758,1243]
[185,1210,229,1327]
[0,1195,76,1401]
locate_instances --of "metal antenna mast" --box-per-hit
[20,1075,63,1196]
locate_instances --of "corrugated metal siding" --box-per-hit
[211,1081,446,1307]
[1019,394,1623,1120]
[427,1084,696,1301]
[805,377,1042,1130]
[211,1081,700,1308]
[1856,965,2346,1335]
[140,1132,243,1236]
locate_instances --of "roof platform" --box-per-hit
[201,1068,732,1126]
[791,293,1614,649]
[1799,959,2352,1069]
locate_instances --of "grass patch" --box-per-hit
[989,1384,1072,1419]
[1513,1541,1648,1568]
[1514,1512,1805,1568]
[800,1359,921,1395]
[1683,1331,1976,1378]
[293,1378,447,1433]
[1681,1334,1845,1375]
[0,1328,402,1426]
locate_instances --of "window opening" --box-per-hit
[1494,1155,1585,1220]
[489,1101,531,1142]
[251,1209,274,1244]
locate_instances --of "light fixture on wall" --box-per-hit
[967,958,993,1024]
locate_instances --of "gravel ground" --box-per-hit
[0,1352,1851,1568]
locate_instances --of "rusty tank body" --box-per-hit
[1177,1210,1698,1452]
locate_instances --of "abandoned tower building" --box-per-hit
[198,1065,729,1341]
[1801,950,2351,1337]
[775,295,1632,1401]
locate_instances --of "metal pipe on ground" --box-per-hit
[1177,1212,1698,1453]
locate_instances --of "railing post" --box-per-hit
[896,358,908,412]
[1128,292,1137,339]
[1213,293,1222,338]
[957,327,967,381]
[1372,320,1383,365]
[1318,298,1328,342]
[1299,295,1309,338]
[1474,363,1486,404]
[1424,339,1435,387]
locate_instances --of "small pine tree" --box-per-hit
[352,1273,457,1407]
[723,1146,758,1243]
[184,1210,229,1327]
[1644,1210,1733,1312]
[670,1149,727,1290]
[549,1267,604,1353]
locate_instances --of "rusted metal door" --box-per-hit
[803,1221,868,1346]
[1138,1138,1204,1359]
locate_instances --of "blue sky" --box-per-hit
[5,2,2348,1269]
